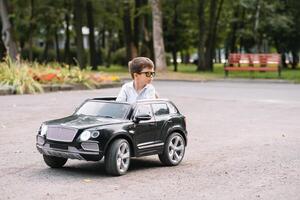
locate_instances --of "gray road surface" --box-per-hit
[0,80,299,200]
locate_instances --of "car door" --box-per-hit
[132,104,158,149]
[151,103,171,142]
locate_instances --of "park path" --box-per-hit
[0,80,299,200]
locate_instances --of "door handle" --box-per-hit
[148,122,156,126]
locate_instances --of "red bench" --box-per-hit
[224,53,281,77]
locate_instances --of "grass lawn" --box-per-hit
[98,63,300,83]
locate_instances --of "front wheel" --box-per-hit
[159,132,185,166]
[43,155,68,168]
[105,139,131,176]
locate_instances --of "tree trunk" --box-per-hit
[0,0,19,62]
[0,37,5,60]
[105,30,113,68]
[172,49,177,72]
[96,26,104,65]
[151,0,167,72]
[54,28,60,62]
[140,0,152,58]
[204,0,218,71]
[101,27,106,49]
[172,0,179,71]
[64,0,71,64]
[281,53,287,69]
[197,0,206,71]
[253,0,261,53]
[274,39,287,69]
[123,0,132,61]
[229,4,240,53]
[184,51,190,64]
[74,0,85,69]
[86,1,97,70]
[123,0,137,62]
[291,51,299,69]
[218,48,221,63]
[134,0,143,55]
[0,23,5,60]
[239,8,246,53]
[42,26,51,62]
[205,0,224,70]
[28,0,34,61]
[42,41,49,62]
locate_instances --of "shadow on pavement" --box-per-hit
[37,157,164,178]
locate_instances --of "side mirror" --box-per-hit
[133,114,152,123]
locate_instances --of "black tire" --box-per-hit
[159,132,185,166]
[105,139,131,176]
[43,155,68,168]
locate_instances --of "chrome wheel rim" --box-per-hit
[116,142,130,173]
[168,135,185,164]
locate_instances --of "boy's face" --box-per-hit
[134,67,155,86]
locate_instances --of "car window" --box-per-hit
[134,104,153,118]
[76,101,130,119]
[152,103,169,116]
[167,102,178,114]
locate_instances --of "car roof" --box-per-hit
[86,97,179,114]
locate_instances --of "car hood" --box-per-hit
[45,114,129,129]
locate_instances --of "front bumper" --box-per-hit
[36,136,103,161]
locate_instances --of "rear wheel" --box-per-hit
[43,155,68,168]
[159,132,185,166]
[105,139,131,176]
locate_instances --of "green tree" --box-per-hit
[163,0,194,71]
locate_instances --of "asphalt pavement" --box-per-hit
[0,80,299,200]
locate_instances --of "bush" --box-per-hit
[111,48,127,66]
[21,47,81,65]
[0,58,43,94]
[21,47,56,62]
[0,58,120,94]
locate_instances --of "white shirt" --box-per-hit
[116,81,156,104]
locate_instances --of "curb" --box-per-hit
[95,82,122,89]
[207,78,296,84]
[0,85,15,95]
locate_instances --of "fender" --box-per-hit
[104,132,136,156]
[165,125,188,145]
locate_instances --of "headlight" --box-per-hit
[40,124,48,136]
[80,130,91,141]
[91,131,100,138]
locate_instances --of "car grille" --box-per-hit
[50,143,68,150]
[46,127,77,142]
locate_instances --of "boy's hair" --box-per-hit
[128,57,154,79]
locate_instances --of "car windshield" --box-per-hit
[76,101,130,119]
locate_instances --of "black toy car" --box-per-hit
[36,97,187,175]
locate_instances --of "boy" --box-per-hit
[116,57,157,103]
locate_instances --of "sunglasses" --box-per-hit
[138,71,156,77]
